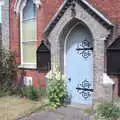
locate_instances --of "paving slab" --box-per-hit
[19,106,90,120]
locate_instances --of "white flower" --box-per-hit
[55,71,61,80]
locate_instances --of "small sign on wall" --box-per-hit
[23,77,33,86]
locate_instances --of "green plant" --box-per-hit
[0,48,17,93]
[0,91,8,97]
[38,87,47,97]
[47,70,67,108]
[22,86,40,101]
[96,102,120,120]
[84,108,94,116]
[10,85,23,96]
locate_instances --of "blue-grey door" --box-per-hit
[66,24,93,105]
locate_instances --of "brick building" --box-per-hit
[2,0,120,106]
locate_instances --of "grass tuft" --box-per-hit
[0,96,49,120]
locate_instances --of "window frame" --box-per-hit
[20,0,37,69]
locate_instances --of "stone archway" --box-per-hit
[46,1,113,106]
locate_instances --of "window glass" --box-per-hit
[21,0,36,65]
[23,0,36,20]
[23,42,36,63]
[22,20,36,41]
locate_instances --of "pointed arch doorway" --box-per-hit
[64,23,93,105]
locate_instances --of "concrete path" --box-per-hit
[19,106,90,120]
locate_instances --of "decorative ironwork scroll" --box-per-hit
[76,80,93,99]
[76,39,93,59]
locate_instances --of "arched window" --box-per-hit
[20,0,36,68]
[107,38,120,75]
[37,41,51,72]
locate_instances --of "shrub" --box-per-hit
[47,70,67,108]
[10,85,23,96]
[96,102,120,120]
[84,108,94,116]
[0,48,17,93]
[0,91,8,97]
[21,86,46,101]
[22,86,40,101]
[38,87,47,97]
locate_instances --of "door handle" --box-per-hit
[68,78,71,82]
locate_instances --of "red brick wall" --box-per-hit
[37,0,63,45]
[10,0,63,62]
[10,0,20,64]
[10,0,120,87]
[10,0,63,87]
[87,0,120,24]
